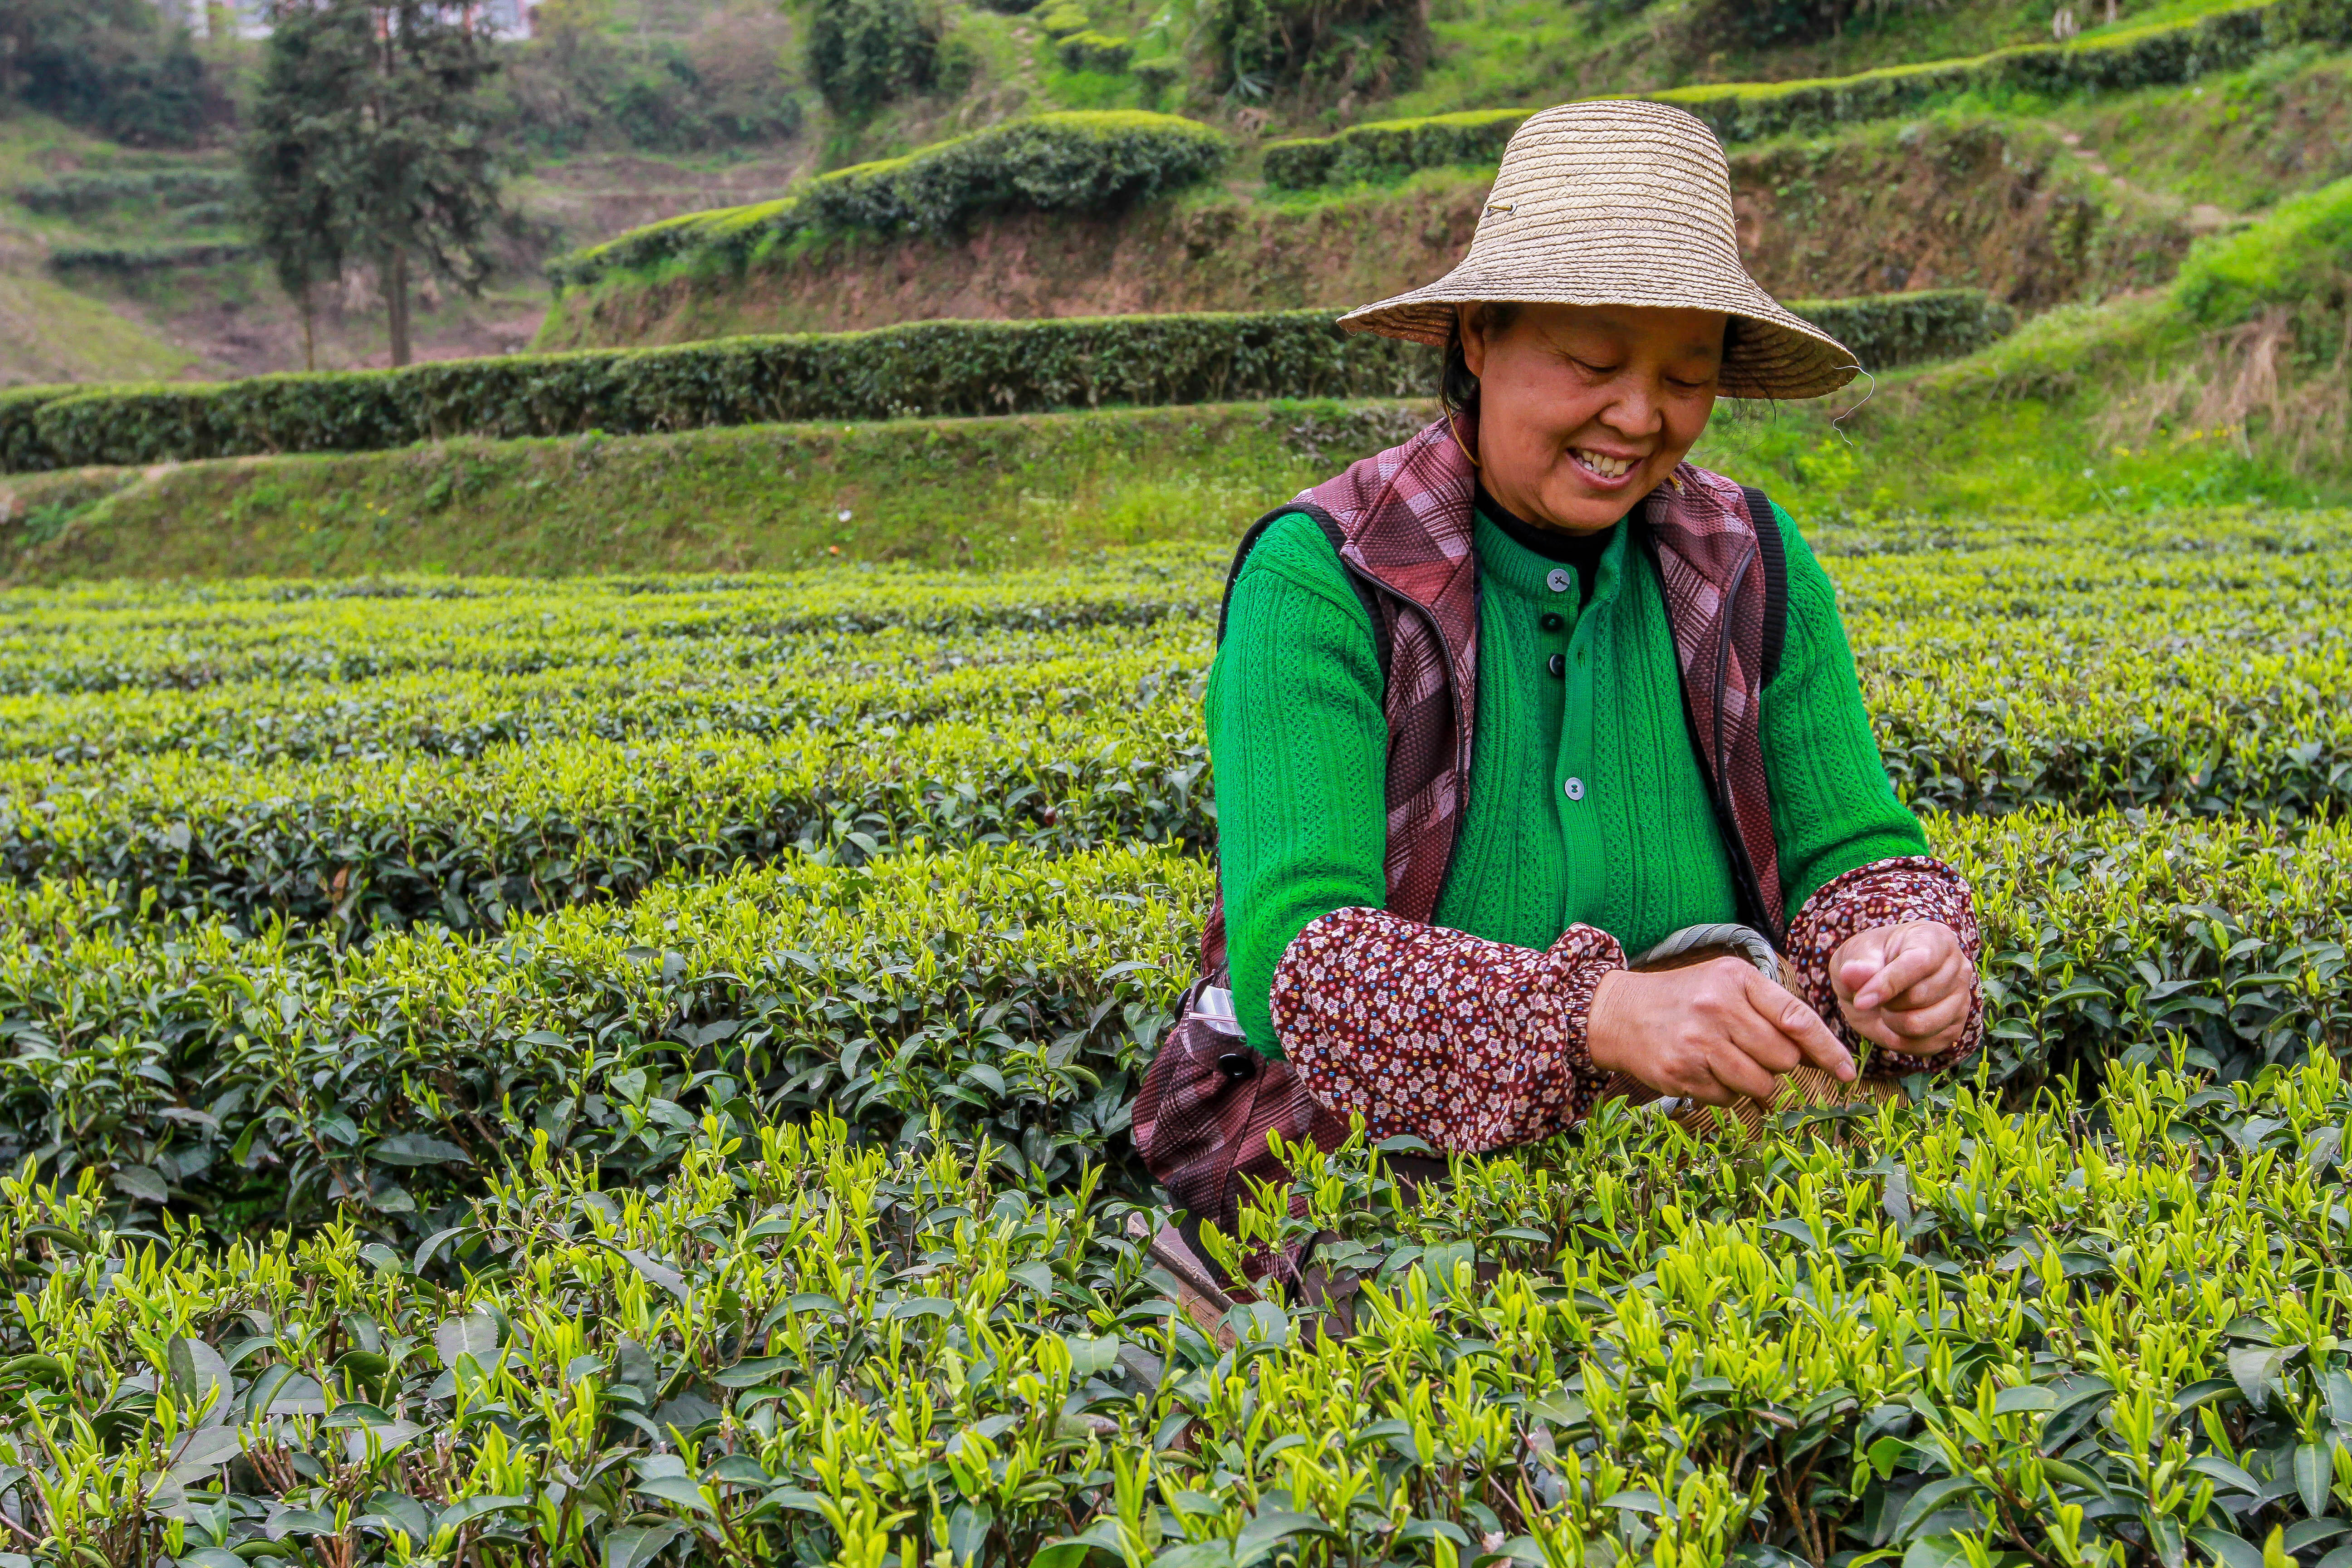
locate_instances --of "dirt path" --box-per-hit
[2048,123,2239,234]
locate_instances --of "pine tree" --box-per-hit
[240,0,510,368]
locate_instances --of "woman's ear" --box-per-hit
[1458,303,1490,378]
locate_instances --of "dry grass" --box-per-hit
[2097,303,2352,475]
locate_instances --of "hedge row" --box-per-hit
[1793,288,2015,368]
[1263,107,1532,190]
[0,290,2018,473]
[546,110,1228,292]
[14,1052,2352,1568]
[12,166,243,215]
[0,312,1436,473]
[48,240,253,273]
[3,804,2350,1245]
[1261,0,2352,188]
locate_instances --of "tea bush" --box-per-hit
[0,806,2345,1236]
[1258,0,2352,189]
[8,1052,2352,1568]
[3,312,1424,474]
[546,111,1229,293]
[1262,108,1532,189]
[0,470,2346,1564]
[0,291,2012,474]
[1058,31,1135,72]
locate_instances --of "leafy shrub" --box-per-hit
[1798,288,2016,368]
[11,167,244,216]
[1058,29,1134,70]
[806,0,939,117]
[489,14,806,156]
[1263,107,1531,189]
[46,240,252,273]
[1034,0,1093,34]
[1658,0,2352,143]
[547,111,1228,290]
[5,307,1402,471]
[0,388,77,473]
[1203,0,1426,98]
[10,1043,2352,1568]
[804,109,1225,232]
[0,289,1994,472]
[0,0,215,146]
[1262,0,2352,187]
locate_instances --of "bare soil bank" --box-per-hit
[538,119,2195,351]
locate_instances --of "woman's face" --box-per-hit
[1460,301,1729,534]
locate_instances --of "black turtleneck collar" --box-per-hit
[1475,482,1617,607]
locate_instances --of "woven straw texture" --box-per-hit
[1337,100,1860,400]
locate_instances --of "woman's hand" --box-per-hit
[1587,957,1855,1106]
[1830,921,1972,1057]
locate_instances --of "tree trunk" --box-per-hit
[300,285,317,373]
[387,250,412,368]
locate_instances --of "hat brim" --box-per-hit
[1337,266,1861,402]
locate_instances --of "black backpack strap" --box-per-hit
[1741,484,1788,687]
[1218,503,1390,683]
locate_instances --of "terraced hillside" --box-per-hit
[534,0,2352,353]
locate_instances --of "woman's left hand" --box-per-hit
[1830,920,1972,1057]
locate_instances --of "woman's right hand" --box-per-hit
[1587,958,1855,1106]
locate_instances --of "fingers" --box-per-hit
[1851,932,1949,1011]
[1740,965,1854,1080]
[1700,1032,1785,1104]
[1879,985,1973,1052]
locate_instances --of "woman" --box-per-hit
[1134,100,1983,1263]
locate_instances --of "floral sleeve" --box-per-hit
[1785,855,1986,1076]
[1268,906,1623,1153]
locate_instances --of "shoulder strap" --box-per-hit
[1741,484,1788,687]
[1218,504,1391,682]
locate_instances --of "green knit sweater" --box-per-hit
[1204,499,1929,1058]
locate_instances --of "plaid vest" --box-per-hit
[1200,413,1788,980]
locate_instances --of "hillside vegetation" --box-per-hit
[536,110,2199,348]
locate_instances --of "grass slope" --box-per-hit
[0,401,1424,580]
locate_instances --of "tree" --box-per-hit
[241,0,510,368]
[0,0,211,145]
[805,0,936,119]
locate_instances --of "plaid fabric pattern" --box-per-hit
[1130,985,1349,1243]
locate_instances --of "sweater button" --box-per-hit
[1546,568,1573,593]
[1547,653,1566,676]
[1540,612,1565,632]
[1563,776,1586,801]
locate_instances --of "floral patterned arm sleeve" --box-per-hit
[1787,855,1986,1076]
[1268,906,1625,1153]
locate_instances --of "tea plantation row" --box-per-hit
[2,807,2347,1235]
[0,522,2342,941]
[0,508,2347,1568]
[10,1052,2352,1568]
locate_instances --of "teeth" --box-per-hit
[1574,449,1635,479]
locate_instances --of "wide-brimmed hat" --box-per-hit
[1337,100,1859,401]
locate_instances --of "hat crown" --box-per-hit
[1332,96,1859,400]
[1472,101,1743,272]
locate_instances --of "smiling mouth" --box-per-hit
[1570,449,1641,481]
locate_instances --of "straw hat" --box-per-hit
[1337,100,1860,401]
